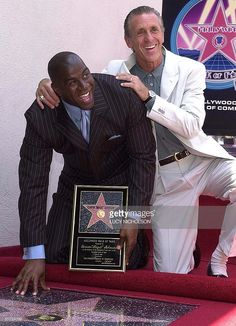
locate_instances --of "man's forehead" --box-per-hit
[61,61,87,75]
[130,13,160,27]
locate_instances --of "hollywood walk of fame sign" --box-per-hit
[0,287,197,325]
[69,185,128,271]
[162,0,236,136]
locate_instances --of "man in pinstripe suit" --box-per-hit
[12,51,156,295]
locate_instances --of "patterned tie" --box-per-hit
[80,110,90,143]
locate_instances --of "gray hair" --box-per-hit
[124,6,164,37]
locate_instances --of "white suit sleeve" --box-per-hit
[147,63,206,139]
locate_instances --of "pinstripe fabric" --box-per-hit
[18,74,156,263]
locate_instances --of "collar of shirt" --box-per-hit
[62,100,91,129]
[130,53,165,84]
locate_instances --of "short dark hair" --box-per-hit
[124,6,164,37]
[48,51,81,83]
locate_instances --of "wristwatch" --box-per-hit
[143,90,156,104]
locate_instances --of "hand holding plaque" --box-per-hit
[69,185,128,271]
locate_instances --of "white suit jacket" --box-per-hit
[103,48,233,161]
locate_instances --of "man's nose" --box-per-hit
[77,80,87,90]
[145,31,154,41]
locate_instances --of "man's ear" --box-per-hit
[124,35,133,49]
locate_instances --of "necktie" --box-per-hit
[80,110,90,143]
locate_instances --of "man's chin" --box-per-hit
[77,100,94,110]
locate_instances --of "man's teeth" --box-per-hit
[81,92,89,98]
[145,45,155,49]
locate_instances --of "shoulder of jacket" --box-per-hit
[92,72,116,80]
[92,73,121,88]
[106,59,125,66]
[25,100,57,120]
[102,59,126,75]
[93,73,134,103]
[166,49,205,69]
[25,100,40,116]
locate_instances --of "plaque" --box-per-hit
[69,185,128,272]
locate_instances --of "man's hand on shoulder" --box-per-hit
[12,259,50,296]
[116,73,149,102]
[36,78,60,110]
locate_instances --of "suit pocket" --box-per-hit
[103,135,125,151]
[107,134,122,140]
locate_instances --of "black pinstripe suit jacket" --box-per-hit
[18,74,156,262]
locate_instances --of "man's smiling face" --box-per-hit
[125,13,164,71]
[52,56,95,110]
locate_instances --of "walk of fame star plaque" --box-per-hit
[69,185,128,272]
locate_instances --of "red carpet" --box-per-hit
[1,253,236,303]
[1,276,236,326]
[1,196,236,325]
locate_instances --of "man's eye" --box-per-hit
[151,27,159,33]
[68,80,77,87]
[83,71,90,79]
[136,28,145,35]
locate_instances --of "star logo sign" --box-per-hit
[83,192,119,229]
[186,0,236,64]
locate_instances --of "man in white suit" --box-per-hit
[36,6,236,277]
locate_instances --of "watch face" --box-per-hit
[149,90,156,98]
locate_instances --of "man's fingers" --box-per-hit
[38,91,57,109]
[40,277,50,292]
[32,274,41,296]
[41,88,60,108]
[117,238,135,266]
[116,236,129,266]
[36,78,59,109]
[125,237,137,266]
[116,74,134,88]
[42,98,56,109]
[11,277,19,290]
[116,73,131,80]
[46,87,60,104]
[36,89,59,109]
[36,96,45,109]
[117,229,134,266]
[20,277,31,296]
[14,275,30,296]
[12,260,46,296]
[116,236,125,250]
[12,271,24,293]
[116,73,148,101]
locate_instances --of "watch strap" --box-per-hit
[143,95,152,104]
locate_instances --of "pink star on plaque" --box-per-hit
[84,193,119,229]
[186,0,236,63]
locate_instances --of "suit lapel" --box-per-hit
[55,82,110,152]
[160,50,179,100]
[89,82,110,152]
[55,103,88,150]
